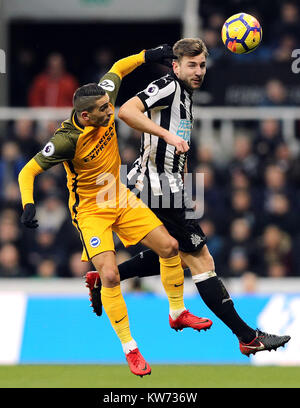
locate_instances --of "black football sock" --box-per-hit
[195,275,256,343]
[118,249,160,281]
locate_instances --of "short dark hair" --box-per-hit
[173,38,209,62]
[73,83,106,113]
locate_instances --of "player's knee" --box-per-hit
[170,237,179,254]
[100,266,120,287]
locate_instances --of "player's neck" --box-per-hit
[170,71,194,95]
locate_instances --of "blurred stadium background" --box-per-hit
[0,0,300,380]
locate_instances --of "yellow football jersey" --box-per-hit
[19,50,146,219]
[34,71,128,218]
[18,51,166,260]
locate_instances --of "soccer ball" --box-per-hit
[221,13,262,54]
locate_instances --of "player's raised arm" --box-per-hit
[118,96,189,155]
[99,44,176,106]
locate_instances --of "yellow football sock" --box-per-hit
[159,255,185,314]
[101,285,133,344]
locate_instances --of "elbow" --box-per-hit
[118,104,129,123]
[18,166,25,184]
[118,97,144,127]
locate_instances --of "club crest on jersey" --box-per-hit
[90,236,101,248]
[99,79,115,91]
[145,84,159,96]
[42,142,55,157]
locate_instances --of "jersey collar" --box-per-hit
[72,111,85,131]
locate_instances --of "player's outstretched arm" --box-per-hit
[108,50,146,81]
[118,96,189,154]
[109,44,176,80]
[18,158,44,228]
[99,44,176,106]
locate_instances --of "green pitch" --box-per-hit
[0,365,299,388]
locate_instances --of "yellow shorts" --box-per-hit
[74,189,163,261]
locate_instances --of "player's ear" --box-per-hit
[81,111,90,121]
[172,59,179,75]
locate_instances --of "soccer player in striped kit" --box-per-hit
[86,38,290,357]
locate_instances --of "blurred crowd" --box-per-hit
[1,113,300,282]
[1,0,300,283]
[193,120,300,279]
[10,1,300,108]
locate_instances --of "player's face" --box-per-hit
[173,53,206,90]
[88,94,113,127]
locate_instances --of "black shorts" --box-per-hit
[151,206,207,253]
[130,182,207,253]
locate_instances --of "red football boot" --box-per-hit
[85,271,102,316]
[169,309,212,332]
[126,348,151,377]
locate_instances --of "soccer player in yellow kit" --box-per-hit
[18,45,212,377]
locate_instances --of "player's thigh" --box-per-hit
[140,224,179,258]
[113,190,163,248]
[150,206,207,254]
[179,244,215,275]
[92,250,120,288]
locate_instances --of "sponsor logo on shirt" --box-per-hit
[99,79,115,91]
[176,119,192,142]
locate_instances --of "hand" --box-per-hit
[21,203,39,228]
[144,44,177,67]
[163,133,189,155]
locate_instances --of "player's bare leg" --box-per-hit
[140,225,212,332]
[92,251,151,377]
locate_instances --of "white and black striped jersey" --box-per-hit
[127,72,193,196]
